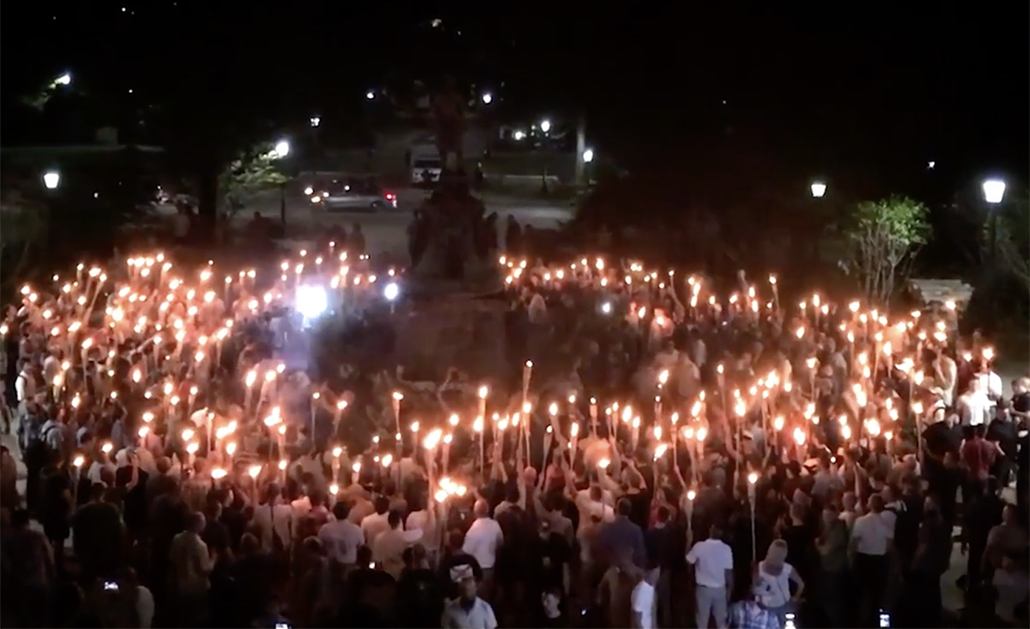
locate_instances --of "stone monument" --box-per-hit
[406,76,501,294]
[394,77,506,379]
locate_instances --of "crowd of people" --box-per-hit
[0,247,1027,629]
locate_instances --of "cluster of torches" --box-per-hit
[3,251,998,516]
[2,249,389,484]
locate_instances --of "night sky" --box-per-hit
[3,2,1027,202]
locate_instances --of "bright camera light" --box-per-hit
[366,90,375,100]
[295,285,328,319]
[383,282,400,301]
[309,116,321,127]
[582,149,594,163]
[513,130,526,141]
[982,179,1006,204]
[42,171,61,190]
[55,73,72,86]
[273,140,290,158]
[481,92,493,104]
[304,186,314,196]
[810,181,827,198]
[601,302,612,314]
[540,119,551,133]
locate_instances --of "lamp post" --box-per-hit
[43,170,61,190]
[810,181,827,198]
[983,179,1006,204]
[273,140,290,227]
[982,178,1006,265]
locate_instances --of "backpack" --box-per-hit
[19,415,45,452]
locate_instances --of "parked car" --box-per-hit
[308,175,397,212]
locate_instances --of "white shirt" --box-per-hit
[957,391,991,426]
[42,355,61,387]
[462,517,504,569]
[756,561,794,608]
[253,502,293,550]
[686,538,733,588]
[441,597,498,629]
[318,519,364,564]
[575,489,615,532]
[851,511,893,556]
[15,371,33,403]
[136,585,155,628]
[361,511,391,547]
[631,580,657,629]
[406,509,440,551]
[978,371,1004,400]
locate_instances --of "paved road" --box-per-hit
[230,188,574,258]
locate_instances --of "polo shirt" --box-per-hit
[462,516,503,569]
[686,538,733,588]
[851,511,893,556]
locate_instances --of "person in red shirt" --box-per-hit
[961,424,1003,499]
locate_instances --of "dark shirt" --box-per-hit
[437,551,482,598]
[202,518,231,553]
[912,511,951,575]
[230,552,280,624]
[345,568,397,626]
[923,422,962,458]
[397,567,442,628]
[596,516,647,569]
[781,523,811,576]
[644,524,675,570]
[72,501,124,577]
[533,532,572,593]
[626,490,650,530]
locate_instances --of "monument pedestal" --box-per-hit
[392,294,507,380]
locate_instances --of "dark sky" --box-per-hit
[3,2,1027,199]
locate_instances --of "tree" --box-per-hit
[0,189,46,298]
[839,195,930,306]
[218,143,288,219]
[981,188,1030,294]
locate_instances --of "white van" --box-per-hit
[411,155,442,186]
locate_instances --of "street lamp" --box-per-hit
[810,181,827,198]
[54,73,72,87]
[513,130,526,141]
[271,140,290,226]
[481,93,493,105]
[582,149,594,164]
[310,116,321,128]
[982,179,1006,204]
[43,171,61,190]
[540,119,551,134]
[366,90,375,100]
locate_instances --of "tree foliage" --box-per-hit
[839,195,930,305]
[0,188,47,298]
[981,188,1030,293]
[218,144,288,218]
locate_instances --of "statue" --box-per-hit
[406,76,501,295]
[431,76,465,169]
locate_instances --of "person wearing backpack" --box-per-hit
[17,395,50,513]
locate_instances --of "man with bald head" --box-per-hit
[462,499,503,599]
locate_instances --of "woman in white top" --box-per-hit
[755,539,805,626]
